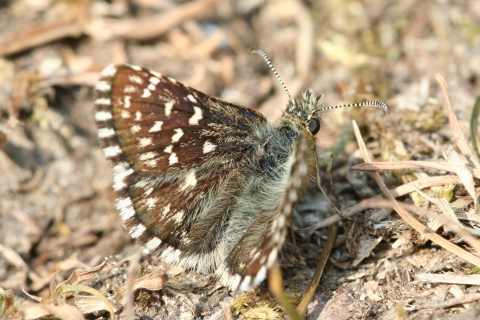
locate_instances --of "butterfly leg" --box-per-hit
[314,152,349,220]
[317,151,336,195]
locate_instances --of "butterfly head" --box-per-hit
[251,46,390,138]
[284,89,324,136]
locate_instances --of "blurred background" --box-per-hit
[1,0,479,319]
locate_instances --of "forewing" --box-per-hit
[216,130,311,291]
[94,64,267,272]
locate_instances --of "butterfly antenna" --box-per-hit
[251,46,293,102]
[320,100,391,115]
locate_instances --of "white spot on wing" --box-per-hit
[131,124,141,133]
[171,128,183,143]
[145,237,162,251]
[187,94,197,103]
[266,248,278,267]
[129,75,143,84]
[149,77,160,85]
[150,70,161,78]
[145,160,157,167]
[117,197,135,220]
[140,151,156,161]
[113,162,133,191]
[254,266,267,287]
[289,189,298,202]
[95,111,112,121]
[203,141,216,153]
[124,85,136,93]
[130,224,146,238]
[141,89,151,98]
[169,153,178,165]
[165,100,174,116]
[230,275,242,291]
[162,203,171,215]
[239,276,252,291]
[124,96,131,108]
[103,145,121,158]
[121,110,130,118]
[171,210,184,224]
[145,197,158,209]
[164,145,173,153]
[95,81,111,91]
[250,250,261,262]
[272,231,280,244]
[270,220,277,233]
[135,111,142,121]
[128,65,142,71]
[95,98,111,105]
[179,170,197,191]
[188,106,203,125]
[139,137,152,147]
[161,247,181,262]
[277,215,285,229]
[145,187,153,196]
[98,128,115,138]
[149,121,163,132]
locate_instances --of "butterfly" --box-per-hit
[94,49,389,291]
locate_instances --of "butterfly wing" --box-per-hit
[95,64,311,291]
[95,65,266,262]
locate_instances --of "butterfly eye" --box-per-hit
[308,117,321,135]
